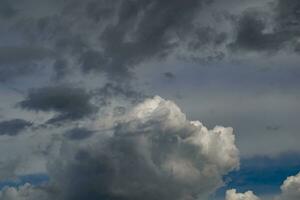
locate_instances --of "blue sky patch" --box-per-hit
[0,174,49,190]
[216,152,300,197]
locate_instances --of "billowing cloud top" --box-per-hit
[277,172,300,200]
[0,96,239,200]
[226,189,261,200]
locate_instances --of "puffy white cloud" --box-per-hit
[226,189,261,200]
[275,172,300,200]
[0,96,240,200]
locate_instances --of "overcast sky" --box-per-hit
[0,0,300,200]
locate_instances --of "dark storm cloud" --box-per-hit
[0,46,54,81]
[18,86,97,122]
[0,119,32,136]
[276,0,300,31]
[6,0,216,81]
[95,0,209,79]
[230,0,300,53]
[1,0,299,83]
[276,0,300,51]
[230,12,285,52]
[64,127,94,140]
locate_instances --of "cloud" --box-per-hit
[51,59,69,80]
[0,46,54,81]
[0,119,32,136]
[226,189,261,200]
[79,50,109,74]
[94,83,145,106]
[12,181,300,200]
[18,85,98,123]
[47,96,239,200]
[0,46,52,65]
[0,183,51,200]
[230,0,300,53]
[163,72,176,80]
[276,172,300,200]
[0,159,20,181]
[93,0,210,79]
[3,0,299,84]
[226,171,300,200]
[276,0,300,33]
[63,127,94,140]
[0,96,239,200]
[229,11,284,52]
[84,0,116,22]
[220,153,300,197]
[0,0,299,84]
[5,0,221,81]
[0,0,17,19]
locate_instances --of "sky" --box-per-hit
[0,0,300,199]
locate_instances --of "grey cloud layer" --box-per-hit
[0,0,17,19]
[2,0,213,81]
[0,46,53,81]
[2,0,299,82]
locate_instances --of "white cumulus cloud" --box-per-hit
[226,189,261,200]
[275,172,300,200]
[0,96,240,200]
